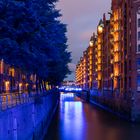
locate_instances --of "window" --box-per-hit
[125,61,127,74]
[137,76,140,91]
[138,32,140,40]
[138,44,140,52]
[125,77,127,89]
[137,58,140,70]
[129,60,131,71]
[129,77,131,88]
[138,18,140,27]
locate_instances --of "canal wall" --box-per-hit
[79,90,140,122]
[0,91,59,140]
[89,90,131,120]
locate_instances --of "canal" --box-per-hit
[44,93,140,140]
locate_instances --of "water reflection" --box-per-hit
[63,101,84,140]
[45,93,140,140]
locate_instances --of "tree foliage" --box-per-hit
[0,0,71,85]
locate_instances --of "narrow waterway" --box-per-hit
[44,93,140,140]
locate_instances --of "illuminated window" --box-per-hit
[89,56,92,60]
[114,54,120,62]
[114,23,119,31]
[5,81,10,92]
[114,65,119,76]
[89,61,92,65]
[98,74,101,80]
[114,33,119,41]
[98,58,101,64]
[98,51,101,57]
[90,50,93,54]
[114,78,118,89]
[114,44,120,52]
[9,68,15,77]
[98,65,101,71]
[0,60,4,74]
[98,45,101,50]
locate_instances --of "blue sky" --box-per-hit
[56,0,111,80]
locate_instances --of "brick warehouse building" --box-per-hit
[76,34,97,90]
[0,59,36,94]
[76,0,140,121]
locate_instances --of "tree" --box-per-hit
[30,0,71,85]
[0,0,71,92]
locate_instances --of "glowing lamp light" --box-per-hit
[5,81,10,92]
[111,59,114,64]
[98,26,103,33]
[26,83,29,87]
[5,81,10,85]
[0,59,4,74]
[89,41,93,46]
[19,83,22,87]
[19,83,23,92]
[111,74,114,78]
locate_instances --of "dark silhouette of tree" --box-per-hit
[0,0,71,91]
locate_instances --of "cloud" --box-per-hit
[56,0,111,80]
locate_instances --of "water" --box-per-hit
[44,93,140,140]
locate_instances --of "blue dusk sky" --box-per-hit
[56,0,111,81]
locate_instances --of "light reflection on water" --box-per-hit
[63,101,84,140]
[45,93,140,140]
[59,93,85,140]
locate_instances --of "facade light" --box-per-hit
[5,81,10,92]
[89,41,94,47]
[98,26,103,33]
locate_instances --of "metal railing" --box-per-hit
[0,92,37,111]
[0,88,58,111]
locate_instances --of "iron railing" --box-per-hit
[0,92,35,110]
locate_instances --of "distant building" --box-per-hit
[62,81,75,86]
[76,34,97,90]
[0,59,36,93]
